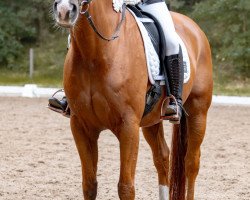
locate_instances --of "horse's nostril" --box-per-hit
[54,1,78,25]
[58,12,62,19]
[72,4,77,14]
[53,2,58,12]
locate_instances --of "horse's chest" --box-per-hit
[69,88,123,128]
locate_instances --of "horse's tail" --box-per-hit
[170,111,187,200]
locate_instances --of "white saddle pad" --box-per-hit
[128,9,191,85]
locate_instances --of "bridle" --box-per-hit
[78,0,126,41]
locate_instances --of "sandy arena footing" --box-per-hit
[0,97,249,200]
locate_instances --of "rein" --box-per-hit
[79,0,126,41]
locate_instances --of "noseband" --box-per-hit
[78,0,126,41]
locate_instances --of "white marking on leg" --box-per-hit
[159,185,169,200]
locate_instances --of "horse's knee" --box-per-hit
[154,144,170,171]
[154,154,169,173]
[185,153,200,178]
[118,183,135,200]
[83,181,98,200]
[153,156,169,185]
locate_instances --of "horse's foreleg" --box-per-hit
[142,122,170,200]
[116,123,140,200]
[70,116,99,200]
[185,110,208,200]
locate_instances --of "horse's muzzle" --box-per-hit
[53,0,79,28]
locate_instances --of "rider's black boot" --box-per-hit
[48,96,70,117]
[163,48,184,124]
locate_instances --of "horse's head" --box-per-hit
[53,0,80,28]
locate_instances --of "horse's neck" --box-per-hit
[71,0,118,58]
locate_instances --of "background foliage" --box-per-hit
[0,0,249,94]
[0,0,67,86]
[0,0,50,68]
[171,0,250,95]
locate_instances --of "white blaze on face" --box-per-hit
[159,185,169,200]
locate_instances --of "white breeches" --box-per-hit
[139,2,180,56]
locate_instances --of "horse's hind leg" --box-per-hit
[142,122,170,200]
[185,100,210,200]
[70,116,99,200]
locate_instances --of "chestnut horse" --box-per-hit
[53,0,213,199]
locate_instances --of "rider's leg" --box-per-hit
[48,34,71,117]
[139,1,184,123]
